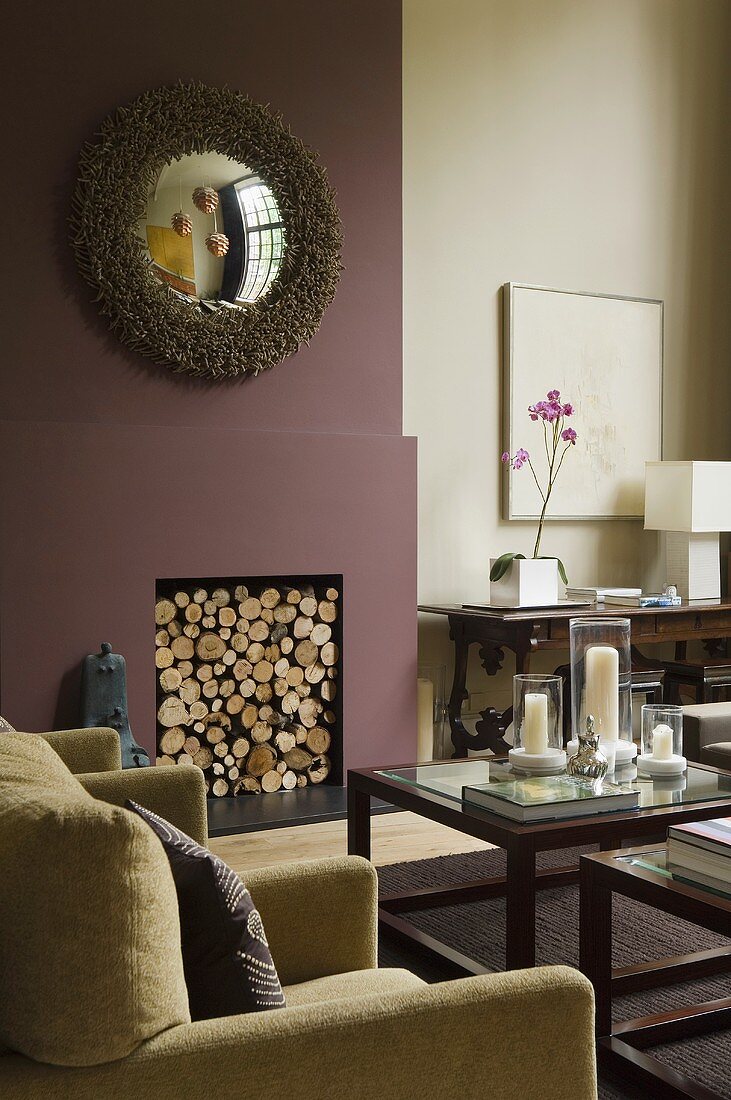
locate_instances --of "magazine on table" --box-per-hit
[462,774,639,823]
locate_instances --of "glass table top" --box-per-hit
[376,759,731,815]
[619,848,731,901]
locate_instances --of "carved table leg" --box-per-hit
[447,625,509,756]
[447,619,533,756]
[474,628,533,755]
[448,620,534,756]
[447,622,472,757]
[473,707,511,754]
[473,641,511,754]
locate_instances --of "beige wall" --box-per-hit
[404,0,731,712]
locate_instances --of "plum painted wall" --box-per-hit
[0,424,416,772]
[0,0,416,769]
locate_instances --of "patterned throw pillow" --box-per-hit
[0,715,16,732]
[127,801,285,1019]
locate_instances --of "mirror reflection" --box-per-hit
[139,152,285,311]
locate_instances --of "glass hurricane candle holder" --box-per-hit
[637,704,686,776]
[568,618,635,766]
[508,674,566,775]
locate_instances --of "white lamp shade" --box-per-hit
[644,462,731,532]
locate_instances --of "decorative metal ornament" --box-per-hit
[171,210,193,237]
[566,715,608,780]
[192,185,218,215]
[69,81,342,380]
[206,231,229,257]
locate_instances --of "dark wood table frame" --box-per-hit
[347,758,731,974]
[580,844,731,1100]
[418,601,731,756]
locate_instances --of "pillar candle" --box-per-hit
[585,645,619,740]
[652,723,674,760]
[417,678,434,761]
[523,692,548,754]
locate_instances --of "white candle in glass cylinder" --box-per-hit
[652,723,674,760]
[585,646,619,740]
[417,678,434,761]
[523,693,548,754]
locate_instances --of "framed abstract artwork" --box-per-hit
[502,283,663,520]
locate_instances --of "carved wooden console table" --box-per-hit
[418,601,731,756]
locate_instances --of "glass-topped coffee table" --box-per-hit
[580,844,731,1098]
[347,757,731,972]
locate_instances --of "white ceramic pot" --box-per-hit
[490,557,559,607]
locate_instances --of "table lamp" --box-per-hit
[644,461,731,600]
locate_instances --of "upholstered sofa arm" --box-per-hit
[682,703,731,762]
[77,765,208,845]
[244,856,378,986]
[40,728,122,773]
[0,966,596,1099]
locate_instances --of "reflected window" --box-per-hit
[234,177,285,302]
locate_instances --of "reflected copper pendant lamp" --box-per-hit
[193,185,219,215]
[171,211,193,237]
[171,179,192,236]
[205,208,229,257]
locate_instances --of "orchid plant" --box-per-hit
[490,389,578,584]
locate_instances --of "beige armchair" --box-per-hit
[40,726,209,843]
[1,729,598,1099]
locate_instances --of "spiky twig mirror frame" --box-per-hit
[70,83,342,380]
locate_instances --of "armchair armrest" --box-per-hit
[40,728,122,773]
[244,856,378,985]
[682,703,731,762]
[0,966,596,1099]
[77,765,208,845]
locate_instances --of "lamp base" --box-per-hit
[665,531,720,600]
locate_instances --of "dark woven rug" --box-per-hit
[377,847,731,1099]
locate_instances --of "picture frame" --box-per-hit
[503,282,663,521]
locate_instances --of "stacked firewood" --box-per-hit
[155,582,339,796]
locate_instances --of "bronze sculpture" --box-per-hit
[80,642,150,768]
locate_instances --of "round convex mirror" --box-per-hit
[140,152,286,313]
[70,82,342,380]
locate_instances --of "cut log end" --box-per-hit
[261,770,283,793]
[308,755,331,784]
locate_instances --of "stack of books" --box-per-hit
[667,818,731,892]
[462,774,639,822]
[604,593,682,608]
[564,586,682,608]
[564,586,642,602]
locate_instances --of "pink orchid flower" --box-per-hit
[500,390,579,558]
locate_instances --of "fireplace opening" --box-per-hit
[155,574,342,796]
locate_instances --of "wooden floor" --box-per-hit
[209,811,493,876]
